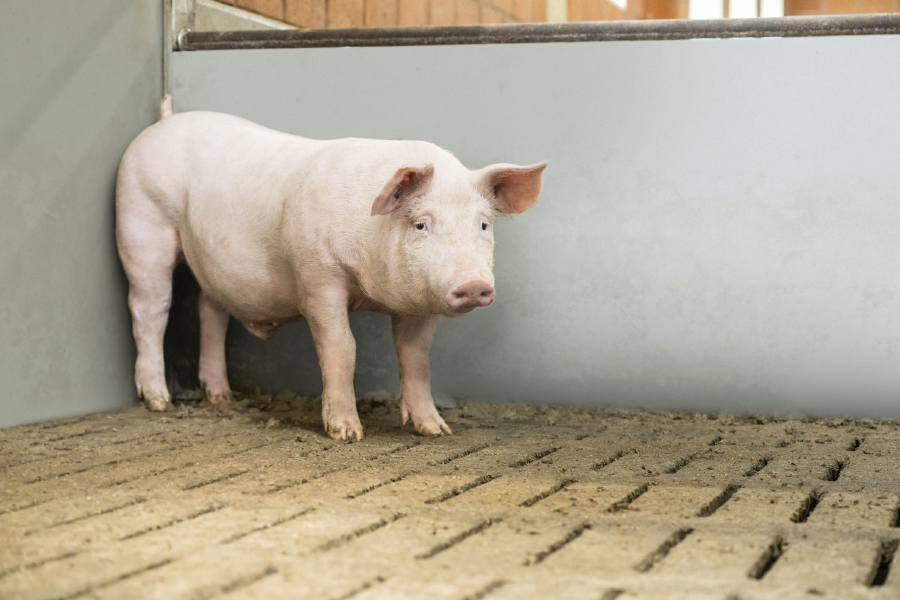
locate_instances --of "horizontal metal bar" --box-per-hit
[177,13,900,51]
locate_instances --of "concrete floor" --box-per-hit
[1,395,899,600]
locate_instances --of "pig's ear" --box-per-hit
[371,163,435,216]
[475,162,547,214]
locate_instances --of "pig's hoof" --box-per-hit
[207,393,231,407]
[141,391,170,412]
[402,402,452,436]
[414,416,452,436]
[324,417,364,441]
[203,387,232,407]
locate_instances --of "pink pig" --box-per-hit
[115,96,545,440]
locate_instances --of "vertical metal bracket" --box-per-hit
[172,0,197,49]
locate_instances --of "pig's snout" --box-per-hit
[447,278,495,312]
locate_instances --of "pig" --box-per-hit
[115,95,546,440]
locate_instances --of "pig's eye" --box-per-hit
[415,222,426,231]
[481,222,489,231]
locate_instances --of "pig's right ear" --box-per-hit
[371,164,435,216]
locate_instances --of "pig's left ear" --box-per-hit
[475,162,548,214]
[371,163,435,216]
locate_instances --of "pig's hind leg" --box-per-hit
[198,292,232,406]
[116,192,180,412]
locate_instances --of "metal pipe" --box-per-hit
[176,13,900,51]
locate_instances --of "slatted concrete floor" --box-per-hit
[2,395,900,600]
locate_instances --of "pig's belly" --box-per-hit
[180,235,390,341]
[181,241,301,328]
[196,266,301,324]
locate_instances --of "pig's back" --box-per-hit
[119,111,319,224]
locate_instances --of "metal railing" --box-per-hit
[174,13,900,51]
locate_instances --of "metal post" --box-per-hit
[163,0,171,96]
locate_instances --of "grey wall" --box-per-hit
[172,36,900,419]
[0,0,164,428]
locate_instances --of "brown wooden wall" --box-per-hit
[220,0,899,29]
[784,0,900,15]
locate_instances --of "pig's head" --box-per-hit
[370,158,546,317]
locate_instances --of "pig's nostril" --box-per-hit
[448,278,494,310]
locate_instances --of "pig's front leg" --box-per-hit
[392,315,452,436]
[307,292,364,441]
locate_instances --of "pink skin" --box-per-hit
[392,315,449,435]
[447,278,495,312]
[115,97,545,440]
[198,293,231,405]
